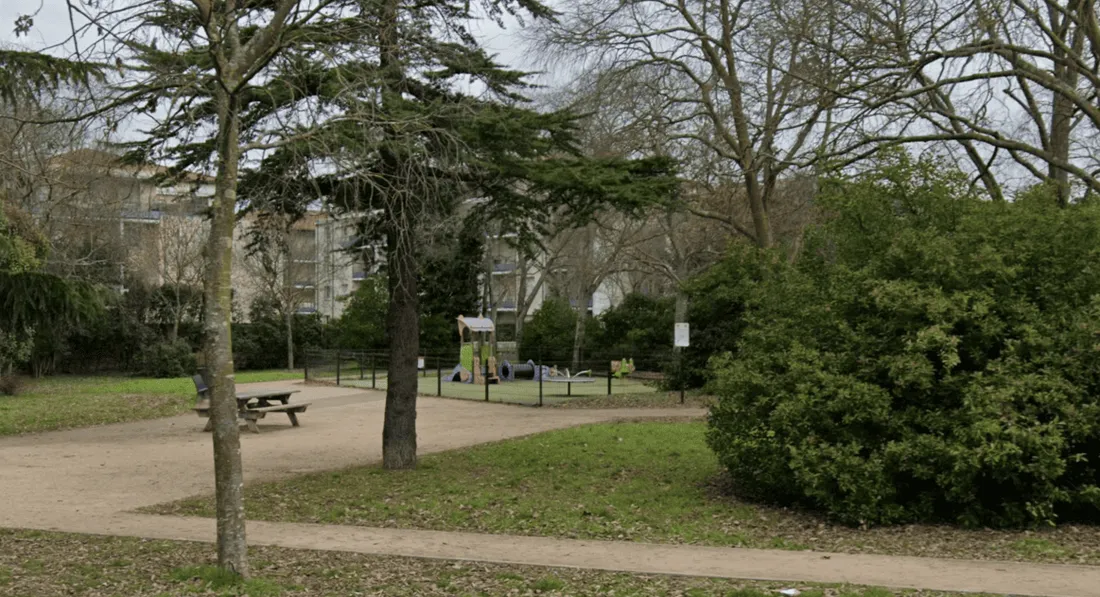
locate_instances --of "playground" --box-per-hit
[344,370,659,405]
[308,314,662,405]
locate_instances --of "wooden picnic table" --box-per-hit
[193,385,311,434]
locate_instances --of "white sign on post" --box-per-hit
[674,323,690,347]
[417,357,425,370]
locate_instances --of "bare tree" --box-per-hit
[549,217,651,370]
[36,0,371,576]
[159,208,207,341]
[820,0,1100,202]
[534,0,861,248]
[240,213,315,369]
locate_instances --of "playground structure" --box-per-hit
[455,315,499,385]
[446,315,637,389]
[611,358,636,378]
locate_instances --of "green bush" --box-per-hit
[519,298,577,364]
[707,152,1100,527]
[330,276,387,351]
[233,298,325,370]
[591,293,674,371]
[138,339,197,378]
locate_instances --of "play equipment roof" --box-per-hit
[457,315,494,333]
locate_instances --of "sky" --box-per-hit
[1,0,557,152]
[1,0,539,73]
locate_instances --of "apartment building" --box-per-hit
[31,149,214,291]
[479,231,624,340]
[231,211,375,320]
[33,150,626,327]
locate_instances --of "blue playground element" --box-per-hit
[447,364,472,383]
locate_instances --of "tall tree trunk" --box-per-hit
[515,252,528,355]
[205,87,248,577]
[570,289,591,372]
[1048,6,1083,207]
[285,305,294,370]
[377,0,417,471]
[745,175,773,248]
[383,208,418,470]
[170,295,181,342]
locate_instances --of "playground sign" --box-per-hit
[675,323,690,347]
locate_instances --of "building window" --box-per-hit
[324,286,331,300]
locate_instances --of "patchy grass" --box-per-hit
[0,370,302,435]
[153,421,1100,566]
[169,565,283,596]
[547,390,714,409]
[0,529,993,596]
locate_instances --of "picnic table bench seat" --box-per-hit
[192,375,311,433]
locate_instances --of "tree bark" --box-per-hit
[170,293,181,342]
[1046,3,1083,207]
[377,0,418,470]
[285,302,294,370]
[205,86,248,577]
[515,252,528,354]
[382,209,418,470]
[745,176,773,248]
[570,289,591,372]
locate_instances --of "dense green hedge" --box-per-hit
[707,153,1100,527]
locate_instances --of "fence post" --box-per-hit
[484,371,490,402]
[336,350,342,386]
[607,361,612,396]
[359,354,364,380]
[371,355,376,389]
[538,350,544,407]
[436,356,442,396]
[303,352,309,382]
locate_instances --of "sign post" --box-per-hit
[674,323,690,348]
[674,323,689,404]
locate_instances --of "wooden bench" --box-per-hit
[192,375,312,433]
[242,403,311,432]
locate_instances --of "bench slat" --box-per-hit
[248,402,311,413]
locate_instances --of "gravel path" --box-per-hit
[2,381,1095,596]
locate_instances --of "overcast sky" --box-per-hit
[1,1,541,75]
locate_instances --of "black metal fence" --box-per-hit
[303,348,686,406]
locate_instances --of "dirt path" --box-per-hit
[0,381,698,522]
[2,381,1096,596]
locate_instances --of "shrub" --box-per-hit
[591,293,675,371]
[519,298,577,364]
[138,339,197,378]
[0,375,27,396]
[707,152,1100,528]
[330,276,387,351]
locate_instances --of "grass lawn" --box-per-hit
[0,370,302,436]
[0,529,993,597]
[154,421,1100,566]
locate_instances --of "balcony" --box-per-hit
[296,305,318,314]
[477,300,517,312]
[293,281,316,289]
[121,210,163,222]
[492,263,517,274]
[351,271,367,281]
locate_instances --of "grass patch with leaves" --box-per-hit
[153,421,1100,565]
[0,529,995,596]
[0,370,302,435]
[546,390,714,409]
